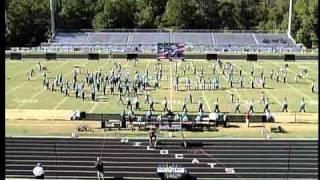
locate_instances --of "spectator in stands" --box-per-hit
[95,157,104,180]
[33,163,45,179]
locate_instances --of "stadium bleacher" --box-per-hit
[40,31,302,53]
[171,32,213,45]
[129,32,170,44]
[213,33,257,46]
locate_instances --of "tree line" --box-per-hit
[5,0,318,48]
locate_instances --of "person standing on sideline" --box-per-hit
[95,157,104,180]
[33,163,45,179]
[245,112,251,128]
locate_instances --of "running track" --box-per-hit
[5,137,318,179]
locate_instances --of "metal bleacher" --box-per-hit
[213,33,257,46]
[41,30,302,53]
[86,32,129,45]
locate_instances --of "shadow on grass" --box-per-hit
[249,125,265,128]
[226,124,240,128]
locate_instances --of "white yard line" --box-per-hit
[89,103,99,113]
[201,91,212,112]
[52,97,68,110]
[232,63,282,106]
[6,61,69,95]
[12,61,75,109]
[14,90,44,109]
[50,62,89,110]
[213,62,249,108]
[6,81,29,95]
[251,63,282,105]
[271,62,313,101]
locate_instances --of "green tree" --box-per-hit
[293,0,318,48]
[92,0,135,29]
[58,0,97,29]
[234,0,262,30]
[218,1,239,30]
[257,0,290,32]
[162,0,199,29]
[134,0,168,28]
[6,0,50,47]
[194,0,221,29]
[135,4,155,28]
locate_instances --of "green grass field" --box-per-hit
[6,59,318,114]
[5,58,318,138]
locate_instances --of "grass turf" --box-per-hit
[5,119,318,138]
[6,59,318,114]
[5,58,318,138]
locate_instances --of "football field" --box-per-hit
[5,59,318,115]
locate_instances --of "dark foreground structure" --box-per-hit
[5,137,318,179]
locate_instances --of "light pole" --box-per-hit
[288,0,293,36]
[50,0,55,42]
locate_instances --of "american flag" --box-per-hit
[158,43,186,59]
